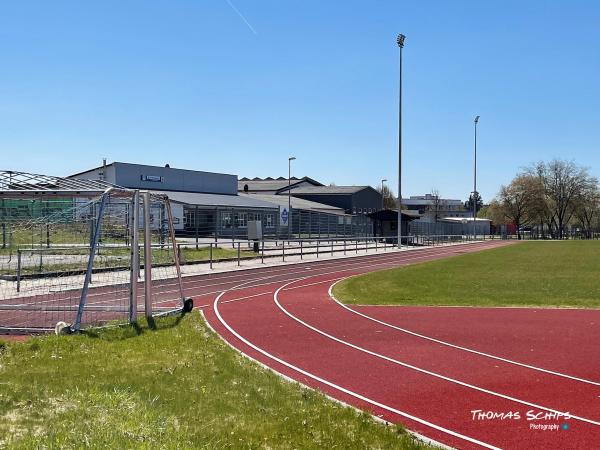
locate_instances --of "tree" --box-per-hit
[427,189,443,222]
[375,185,398,210]
[496,175,544,239]
[526,159,598,239]
[572,185,600,238]
[464,192,483,213]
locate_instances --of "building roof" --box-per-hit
[0,170,117,197]
[241,193,346,215]
[70,161,236,178]
[238,176,322,193]
[150,190,277,209]
[290,185,374,195]
[367,209,421,220]
[439,217,491,223]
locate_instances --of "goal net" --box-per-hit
[0,188,191,334]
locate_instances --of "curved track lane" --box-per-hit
[198,241,600,449]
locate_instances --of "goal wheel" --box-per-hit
[183,298,194,313]
[55,321,72,335]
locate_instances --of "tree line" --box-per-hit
[482,159,599,239]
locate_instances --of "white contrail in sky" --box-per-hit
[225,0,257,35]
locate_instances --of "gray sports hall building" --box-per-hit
[69,162,385,239]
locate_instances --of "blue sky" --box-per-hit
[1,1,599,202]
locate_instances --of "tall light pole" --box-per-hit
[288,156,296,240]
[473,115,480,240]
[381,179,387,210]
[397,33,405,248]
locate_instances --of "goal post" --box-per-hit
[0,184,192,334]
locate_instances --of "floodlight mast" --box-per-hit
[396,33,405,248]
[473,115,480,240]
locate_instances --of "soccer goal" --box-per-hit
[0,172,192,334]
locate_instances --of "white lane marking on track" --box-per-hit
[200,311,455,450]
[326,278,600,386]
[273,278,600,427]
[212,276,500,450]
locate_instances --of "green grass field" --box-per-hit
[334,241,600,308]
[0,313,431,449]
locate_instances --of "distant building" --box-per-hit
[238,176,322,194]
[402,194,470,223]
[71,161,237,195]
[289,185,382,215]
[239,177,383,216]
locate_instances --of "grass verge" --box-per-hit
[334,241,600,308]
[0,313,432,449]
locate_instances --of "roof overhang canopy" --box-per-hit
[0,170,117,198]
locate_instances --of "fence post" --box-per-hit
[210,243,213,270]
[195,205,199,250]
[16,249,22,292]
[261,239,264,264]
[316,240,319,258]
[356,239,358,253]
[344,239,346,255]
[237,242,241,266]
[300,240,303,260]
[282,239,285,262]
[331,240,334,256]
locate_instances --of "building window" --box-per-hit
[264,213,274,228]
[221,212,232,228]
[254,213,261,221]
[235,212,248,228]
[353,207,357,214]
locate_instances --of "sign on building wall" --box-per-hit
[279,205,290,227]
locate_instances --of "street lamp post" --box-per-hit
[381,179,387,210]
[288,156,296,240]
[473,116,480,240]
[397,33,405,249]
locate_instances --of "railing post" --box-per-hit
[316,240,319,258]
[331,240,334,256]
[344,239,346,255]
[210,243,213,270]
[282,239,285,262]
[237,242,241,266]
[16,249,21,293]
[300,240,303,260]
[261,239,264,264]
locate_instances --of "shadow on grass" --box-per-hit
[80,309,188,342]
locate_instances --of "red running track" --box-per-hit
[200,241,600,449]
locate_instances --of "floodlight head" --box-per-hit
[397,34,406,48]
[474,115,480,124]
[382,178,388,182]
[289,156,296,161]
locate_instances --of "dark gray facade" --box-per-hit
[290,186,383,215]
[71,162,237,195]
